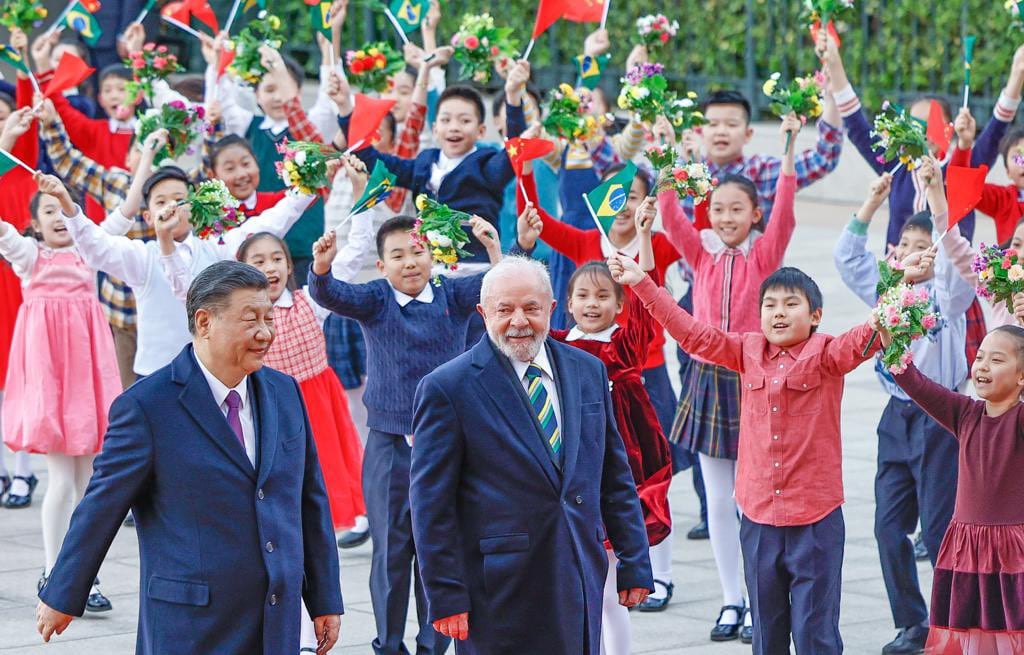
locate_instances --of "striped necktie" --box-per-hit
[525,363,561,456]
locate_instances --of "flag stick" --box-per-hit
[581,193,616,253]
[889,160,905,177]
[342,139,365,155]
[600,0,611,29]
[18,46,41,97]
[44,1,74,37]
[133,4,151,24]
[161,15,204,39]
[224,0,244,34]
[962,84,970,110]
[518,177,529,202]
[0,147,38,174]
[522,38,536,62]
[383,8,410,46]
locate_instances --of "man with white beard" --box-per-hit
[408,256,653,654]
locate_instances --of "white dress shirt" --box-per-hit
[510,345,562,432]
[390,282,435,307]
[194,352,256,467]
[428,147,477,193]
[565,323,619,343]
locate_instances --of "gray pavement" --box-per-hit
[0,123,1002,653]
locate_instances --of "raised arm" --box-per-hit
[516,171,590,263]
[0,220,39,280]
[892,362,976,436]
[308,230,386,321]
[833,175,891,306]
[64,207,151,288]
[657,189,703,269]
[39,110,120,211]
[821,321,880,376]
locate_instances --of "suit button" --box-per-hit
[270,594,278,606]
[266,541,274,553]
[257,489,265,500]
[574,496,583,505]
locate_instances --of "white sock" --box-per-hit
[349,515,369,534]
[9,450,32,495]
[698,453,745,625]
[647,535,673,600]
[600,551,631,655]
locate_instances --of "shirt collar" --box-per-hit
[600,234,639,258]
[767,338,810,360]
[700,228,759,260]
[706,156,746,176]
[275,288,294,308]
[390,281,435,307]
[241,192,258,211]
[566,323,619,343]
[510,343,554,381]
[109,117,136,132]
[259,116,290,136]
[193,351,249,410]
[437,147,476,171]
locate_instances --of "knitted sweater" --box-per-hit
[308,271,484,435]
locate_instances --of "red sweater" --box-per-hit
[518,172,681,369]
[239,190,288,220]
[0,77,38,231]
[951,146,1024,244]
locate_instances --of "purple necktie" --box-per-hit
[225,390,245,450]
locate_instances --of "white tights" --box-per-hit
[42,454,94,575]
[698,453,746,624]
[601,551,631,655]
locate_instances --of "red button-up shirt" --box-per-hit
[633,276,879,526]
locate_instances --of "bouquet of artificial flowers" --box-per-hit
[345,42,404,93]
[413,194,473,277]
[136,101,205,161]
[802,0,856,26]
[649,151,717,203]
[973,243,1024,307]
[542,83,607,144]
[227,11,284,87]
[617,63,672,125]
[871,101,928,172]
[763,71,825,151]
[666,91,706,138]
[865,260,941,374]
[0,0,46,32]
[635,14,679,49]
[125,43,184,104]
[450,13,517,84]
[274,140,344,196]
[188,179,242,243]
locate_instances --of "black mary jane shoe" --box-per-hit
[86,588,113,613]
[37,571,47,593]
[336,529,370,549]
[710,604,746,642]
[740,609,754,644]
[0,474,10,504]
[636,579,673,612]
[4,474,38,509]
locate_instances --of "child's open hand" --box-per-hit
[312,230,339,275]
[607,253,644,286]
[423,0,441,33]
[516,201,542,250]
[953,107,976,151]
[634,197,656,234]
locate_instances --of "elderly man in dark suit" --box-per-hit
[409,256,653,654]
[36,261,344,654]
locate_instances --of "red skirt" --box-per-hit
[0,264,22,389]
[926,521,1024,654]
[299,368,366,530]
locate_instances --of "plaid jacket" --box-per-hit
[41,120,154,329]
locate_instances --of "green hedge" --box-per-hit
[223,0,1022,119]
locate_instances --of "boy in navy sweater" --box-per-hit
[337,61,531,268]
[308,215,501,655]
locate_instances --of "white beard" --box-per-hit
[489,326,547,363]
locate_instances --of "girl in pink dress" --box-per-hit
[0,174,124,606]
[890,325,1024,654]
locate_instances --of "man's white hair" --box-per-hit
[480,256,553,307]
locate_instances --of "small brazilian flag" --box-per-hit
[307,0,332,39]
[583,161,637,235]
[243,0,266,12]
[350,161,397,216]
[60,1,103,47]
[0,45,28,74]
[389,0,428,33]
[575,54,609,90]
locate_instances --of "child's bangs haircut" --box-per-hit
[280,55,305,87]
[760,266,823,315]
[602,162,652,197]
[567,261,623,303]
[141,166,191,207]
[438,85,486,124]
[712,174,764,232]
[702,89,752,124]
[991,325,1024,373]
[901,211,934,238]
[999,126,1024,165]
[376,215,418,258]
[237,231,298,291]
[99,63,132,85]
[211,134,256,168]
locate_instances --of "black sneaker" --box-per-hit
[882,624,929,654]
[686,519,709,540]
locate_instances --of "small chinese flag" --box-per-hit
[505,137,554,176]
[926,100,953,160]
[532,0,604,39]
[946,164,989,228]
[348,94,398,150]
[45,52,95,99]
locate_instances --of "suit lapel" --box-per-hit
[253,371,279,487]
[548,340,582,491]
[471,339,561,492]
[175,350,257,482]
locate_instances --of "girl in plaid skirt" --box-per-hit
[657,119,799,643]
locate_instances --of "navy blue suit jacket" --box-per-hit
[39,346,343,655]
[410,336,653,655]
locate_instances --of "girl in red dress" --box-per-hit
[890,325,1024,654]
[520,197,672,655]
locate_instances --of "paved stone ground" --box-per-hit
[0,123,1003,653]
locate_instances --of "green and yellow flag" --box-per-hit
[583,161,637,236]
[0,45,28,74]
[242,0,266,12]
[61,1,102,47]
[350,161,397,216]
[575,54,609,90]
[307,0,331,39]
[389,0,428,33]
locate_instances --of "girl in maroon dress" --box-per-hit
[890,325,1024,654]
[521,197,672,655]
